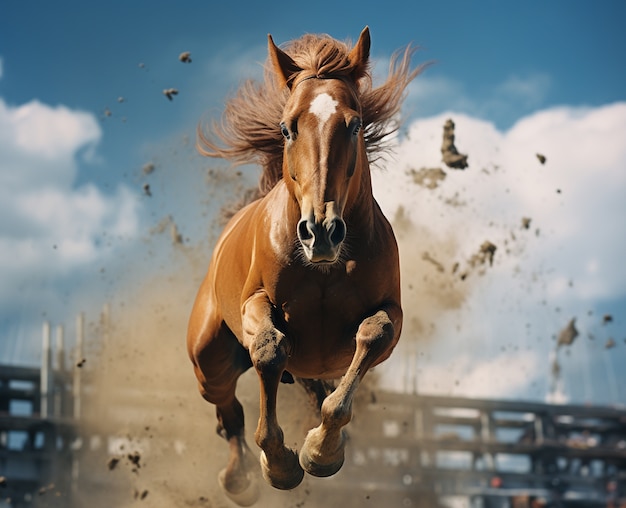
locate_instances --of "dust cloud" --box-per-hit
[67,151,381,507]
[62,117,550,507]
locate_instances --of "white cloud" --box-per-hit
[0,97,140,314]
[494,73,551,109]
[417,352,541,399]
[375,103,626,302]
[373,102,626,401]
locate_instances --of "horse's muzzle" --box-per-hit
[297,217,346,263]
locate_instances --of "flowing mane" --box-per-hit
[198,33,422,194]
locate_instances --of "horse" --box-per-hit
[187,27,421,505]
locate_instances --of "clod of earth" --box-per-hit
[142,162,155,175]
[163,88,179,101]
[536,153,547,164]
[409,167,447,189]
[179,51,192,63]
[441,118,468,169]
[421,251,445,272]
[107,457,120,471]
[557,318,579,347]
[469,241,497,268]
[128,452,141,469]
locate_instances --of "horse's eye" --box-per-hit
[280,122,291,140]
[350,118,362,137]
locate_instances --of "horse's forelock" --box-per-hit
[197,33,421,196]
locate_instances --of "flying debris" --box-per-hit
[605,338,616,349]
[409,167,447,189]
[170,223,183,244]
[603,314,613,325]
[163,88,179,101]
[441,119,468,169]
[473,241,497,267]
[142,162,155,175]
[536,153,547,164]
[455,240,498,280]
[143,183,152,197]
[179,51,192,63]
[421,251,445,272]
[557,318,579,347]
[521,217,532,230]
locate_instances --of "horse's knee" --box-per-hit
[356,310,395,354]
[320,391,352,428]
[249,329,288,374]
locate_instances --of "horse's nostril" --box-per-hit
[329,219,346,246]
[297,219,314,241]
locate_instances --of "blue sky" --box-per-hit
[1,1,625,406]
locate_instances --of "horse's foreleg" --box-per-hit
[242,292,304,490]
[299,305,401,477]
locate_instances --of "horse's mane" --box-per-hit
[198,33,422,194]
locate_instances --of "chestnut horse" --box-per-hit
[187,27,420,505]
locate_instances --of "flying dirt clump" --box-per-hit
[163,88,179,101]
[408,167,447,189]
[557,317,579,348]
[150,215,184,244]
[441,118,468,169]
[452,241,497,280]
[142,162,156,175]
[178,51,192,63]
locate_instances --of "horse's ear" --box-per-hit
[348,26,371,81]
[268,34,301,90]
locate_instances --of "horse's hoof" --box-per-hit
[299,446,344,478]
[299,429,346,478]
[259,450,304,490]
[218,469,260,507]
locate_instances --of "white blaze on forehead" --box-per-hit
[309,93,338,127]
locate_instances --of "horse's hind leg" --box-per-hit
[296,378,335,412]
[190,325,258,506]
[212,396,259,506]
[299,306,401,478]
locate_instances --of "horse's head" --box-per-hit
[268,28,371,266]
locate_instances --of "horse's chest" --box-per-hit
[277,281,361,337]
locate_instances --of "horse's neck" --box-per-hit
[347,161,376,231]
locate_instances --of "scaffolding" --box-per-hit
[338,391,626,507]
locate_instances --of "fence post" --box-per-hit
[41,321,52,418]
[73,313,84,420]
[55,324,65,417]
